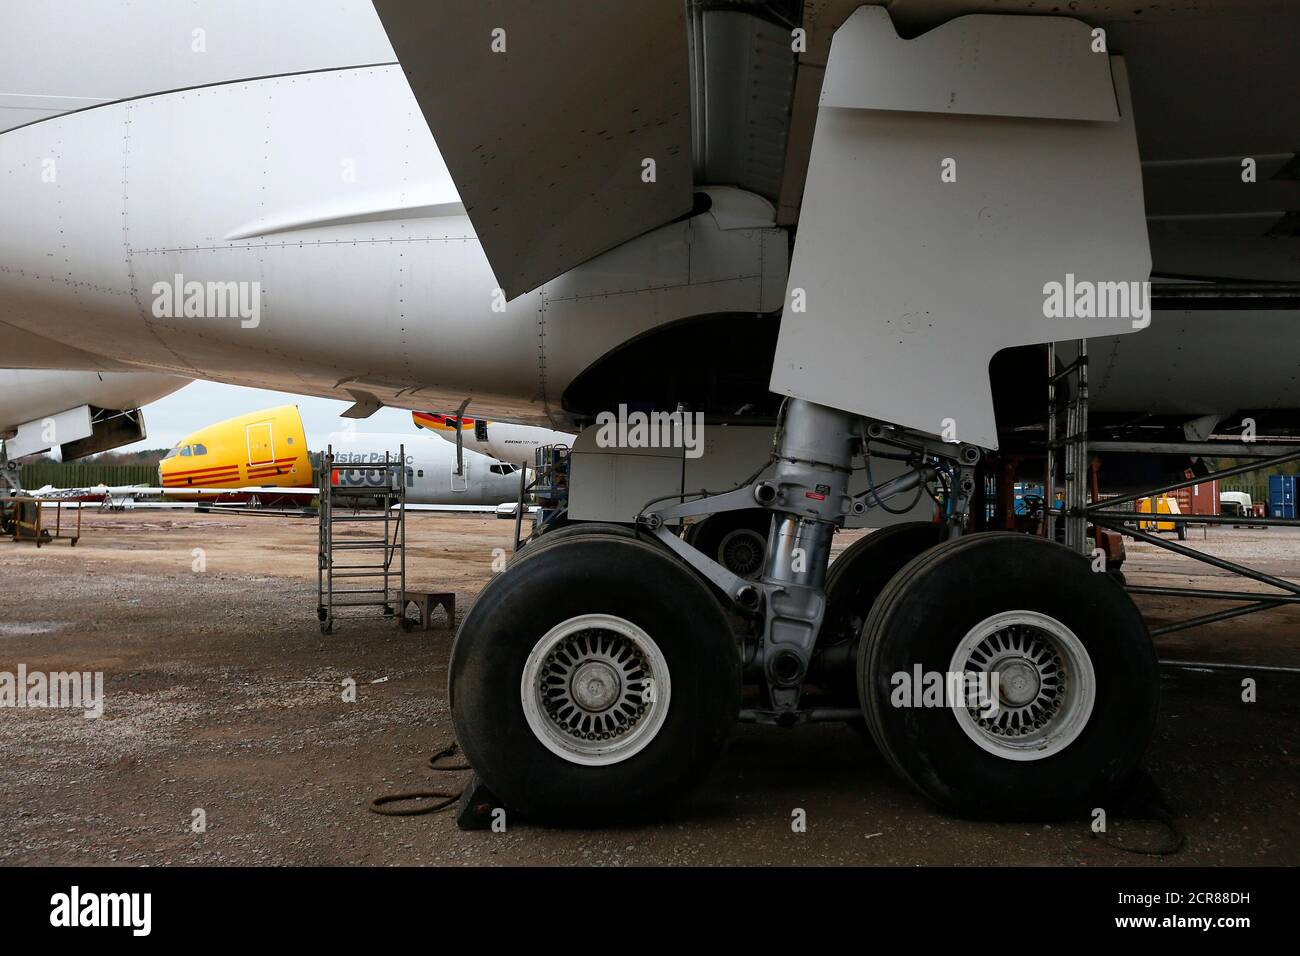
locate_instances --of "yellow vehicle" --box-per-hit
[158,405,311,495]
[1137,494,1186,538]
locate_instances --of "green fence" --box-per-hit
[20,462,157,489]
[1221,481,1268,504]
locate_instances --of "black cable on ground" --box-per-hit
[1093,768,1186,856]
[368,741,471,817]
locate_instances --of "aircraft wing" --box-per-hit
[53,485,322,499]
[156,486,319,497]
[399,504,538,514]
[375,0,1298,292]
[370,0,695,299]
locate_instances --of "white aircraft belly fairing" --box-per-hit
[0,60,784,428]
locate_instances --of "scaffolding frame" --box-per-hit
[1045,348,1300,636]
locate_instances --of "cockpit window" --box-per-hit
[191,443,207,455]
[180,445,192,457]
[490,463,519,475]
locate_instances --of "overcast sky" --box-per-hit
[120,380,424,453]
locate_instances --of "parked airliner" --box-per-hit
[156,404,521,506]
[2,0,1295,826]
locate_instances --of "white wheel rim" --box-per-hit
[520,613,671,766]
[717,527,766,579]
[948,610,1095,762]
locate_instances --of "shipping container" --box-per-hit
[1269,474,1297,519]
[1175,477,1220,517]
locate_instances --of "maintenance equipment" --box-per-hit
[316,445,406,635]
[3,496,81,546]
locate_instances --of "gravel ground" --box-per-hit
[0,511,1296,865]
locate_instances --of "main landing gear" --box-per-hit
[450,400,1159,826]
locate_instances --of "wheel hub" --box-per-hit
[948,610,1095,762]
[521,614,672,766]
[995,657,1041,707]
[718,528,766,579]
[571,660,621,711]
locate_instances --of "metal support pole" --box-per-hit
[1127,585,1300,603]
[1148,600,1286,637]
[1064,339,1088,554]
[1087,448,1300,513]
[398,444,407,616]
[452,399,470,477]
[1087,509,1300,528]
[1092,518,1300,596]
[382,450,392,614]
[1090,440,1300,457]
[513,463,528,551]
[1045,343,1056,543]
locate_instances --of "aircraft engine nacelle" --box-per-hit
[0,369,188,461]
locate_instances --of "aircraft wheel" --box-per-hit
[511,521,640,565]
[814,522,946,706]
[859,532,1157,819]
[686,508,770,580]
[451,534,740,824]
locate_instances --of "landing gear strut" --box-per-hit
[645,401,955,715]
[1,449,20,497]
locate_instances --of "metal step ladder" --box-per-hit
[316,444,406,634]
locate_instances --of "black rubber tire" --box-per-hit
[450,534,740,825]
[685,508,770,580]
[510,521,641,566]
[824,522,947,642]
[859,532,1158,820]
[816,522,946,703]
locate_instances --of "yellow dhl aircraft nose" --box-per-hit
[158,404,310,496]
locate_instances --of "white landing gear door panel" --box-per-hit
[770,8,1151,450]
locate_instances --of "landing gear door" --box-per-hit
[770,9,1151,450]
